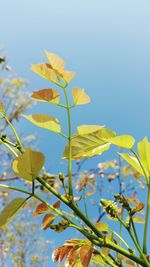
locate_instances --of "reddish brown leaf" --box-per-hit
[79,245,93,267]
[31,88,60,103]
[78,176,88,192]
[42,213,56,230]
[33,202,49,217]
[53,200,61,209]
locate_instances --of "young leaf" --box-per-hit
[126,216,144,224]
[33,202,49,217]
[31,88,60,104]
[77,125,104,135]
[63,127,115,160]
[72,88,90,105]
[12,147,45,181]
[0,102,4,112]
[22,114,61,133]
[107,135,135,149]
[0,198,27,228]
[31,63,57,83]
[42,213,56,230]
[137,137,150,178]
[119,153,144,176]
[79,245,93,267]
[95,222,109,232]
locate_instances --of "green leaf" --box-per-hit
[31,88,60,104]
[22,114,61,133]
[12,147,45,181]
[77,125,104,135]
[63,127,116,160]
[0,198,27,228]
[119,153,144,176]
[137,137,150,178]
[72,88,90,105]
[107,135,135,149]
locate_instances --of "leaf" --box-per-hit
[0,102,4,112]
[23,114,61,133]
[45,51,75,83]
[12,147,45,181]
[31,89,60,104]
[107,135,135,149]
[53,200,61,209]
[79,245,93,267]
[63,127,116,160]
[45,51,65,70]
[0,198,27,228]
[95,222,109,232]
[77,125,104,135]
[31,63,57,83]
[72,88,90,105]
[137,137,150,177]
[33,202,49,217]
[42,213,56,230]
[119,153,144,176]
[126,216,144,224]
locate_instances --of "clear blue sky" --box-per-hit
[0,1,150,266]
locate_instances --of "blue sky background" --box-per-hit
[0,1,150,266]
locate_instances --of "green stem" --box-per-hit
[83,188,89,218]
[111,230,129,249]
[0,139,18,157]
[63,87,73,196]
[143,184,150,254]
[4,116,25,153]
[131,218,140,247]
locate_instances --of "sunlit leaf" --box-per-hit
[45,51,65,70]
[31,63,57,83]
[119,153,144,176]
[79,245,93,267]
[0,102,4,112]
[72,88,90,105]
[137,137,150,178]
[126,216,144,224]
[63,127,116,160]
[107,135,135,149]
[12,147,45,181]
[0,198,27,228]
[42,213,56,230]
[77,125,104,135]
[31,89,60,104]
[95,222,109,232]
[23,114,61,133]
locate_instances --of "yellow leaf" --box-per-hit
[107,135,135,149]
[0,102,4,112]
[137,137,150,178]
[12,148,45,181]
[77,125,104,135]
[45,50,65,70]
[31,63,57,83]
[31,88,60,104]
[23,114,61,133]
[119,153,144,176]
[63,127,115,160]
[72,88,90,105]
[126,216,144,224]
[95,222,109,232]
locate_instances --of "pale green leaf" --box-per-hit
[63,127,115,159]
[119,153,144,176]
[12,147,45,181]
[0,198,27,228]
[23,114,61,133]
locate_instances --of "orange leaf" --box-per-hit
[31,88,60,103]
[42,213,56,230]
[34,202,49,217]
[79,245,93,267]
[53,200,61,209]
